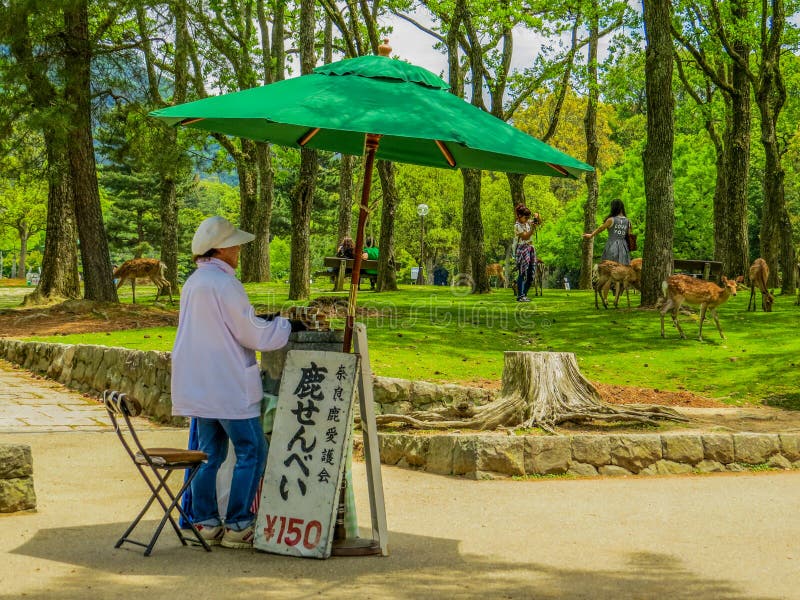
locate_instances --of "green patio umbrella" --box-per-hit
[151,42,592,351]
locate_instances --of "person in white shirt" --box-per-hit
[513,203,540,302]
[171,216,291,549]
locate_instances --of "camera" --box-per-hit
[532,213,541,225]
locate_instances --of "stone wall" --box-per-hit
[0,444,36,512]
[378,432,800,479]
[0,340,491,423]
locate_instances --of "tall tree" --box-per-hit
[135,2,192,290]
[187,0,284,283]
[289,0,318,300]
[579,6,600,290]
[751,0,794,291]
[63,0,117,301]
[641,0,675,306]
[672,0,752,278]
[2,4,80,301]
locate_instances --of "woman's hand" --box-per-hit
[583,232,593,240]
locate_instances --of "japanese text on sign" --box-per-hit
[255,351,359,558]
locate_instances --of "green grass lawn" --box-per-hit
[18,281,800,407]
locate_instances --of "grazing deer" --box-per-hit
[530,258,545,297]
[113,258,172,304]
[660,274,738,341]
[486,263,507,288]
[594,260,640,309]
[747,258,773,312]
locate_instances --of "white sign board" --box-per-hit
[254,350,359,558]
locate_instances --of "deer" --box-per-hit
[486,263,507,288]
[113,258,173,304]
[530,258,545,297]
[660,274,738,341]
[594,260,641,309]
[747,258,773,312]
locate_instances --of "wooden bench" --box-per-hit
[318,257,380,291]
[672,259,723,283]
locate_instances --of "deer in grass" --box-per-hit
[113,258,172,304]
[594,259,642,309]
[660,274,738,341]
[747,258,773,312]
[486,262,507,288]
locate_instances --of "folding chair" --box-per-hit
[103,390,212,556]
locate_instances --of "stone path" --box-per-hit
[0,359,157,433]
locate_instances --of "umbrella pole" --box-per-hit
[342,133,381,353]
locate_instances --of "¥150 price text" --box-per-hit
[263,514,323,550]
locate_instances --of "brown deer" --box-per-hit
[594,260,640,309]
[530,258,545,297]
[660,274,738,341]
[747,258,773,312]
[113,258,172,304]
[486,263,506,288]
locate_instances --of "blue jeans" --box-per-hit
[516,261,535,298]
[192,417,267,531]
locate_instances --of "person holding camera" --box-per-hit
[514,203,540,302]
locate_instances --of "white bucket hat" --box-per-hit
[192,216,255,256]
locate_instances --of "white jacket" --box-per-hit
[171,259,291,419]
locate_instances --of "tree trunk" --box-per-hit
[17,224,28,276]
[9,3,79,303]
[28,141,81,303]
[159,162,179,288]
[63,0,117,302]
[157,1,189,291]
[375,352,685,432]
[720,2,751,279]
[256,141,274,280]
[460,168,489,293]
[580,10,600,291]
[376,160,398,291]
[289,147,317,300]
[640,0,675,307]
[506,173,525,209]
[288,0,316,301]
[238,139,261,282]
[337,154,355,242]
[755,0,794,292]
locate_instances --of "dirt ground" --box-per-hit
[0,299,177,337]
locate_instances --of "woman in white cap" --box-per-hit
[171,216,292,549]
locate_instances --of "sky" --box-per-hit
[382,10,551,79]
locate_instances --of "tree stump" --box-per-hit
[374,351,686,433]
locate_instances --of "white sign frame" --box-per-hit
[254,350,359,558]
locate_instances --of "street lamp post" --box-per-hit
[416,203,428,285]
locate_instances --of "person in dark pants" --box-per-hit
[171,216,291,549]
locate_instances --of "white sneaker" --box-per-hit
[195,524,224,546]
[221,525,255,549]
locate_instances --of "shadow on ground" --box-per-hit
[10,521,772,600]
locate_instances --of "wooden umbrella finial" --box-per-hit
[378,38,391,57]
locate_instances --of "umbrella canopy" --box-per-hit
[151,46,592,351]
[151,55,591,179]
